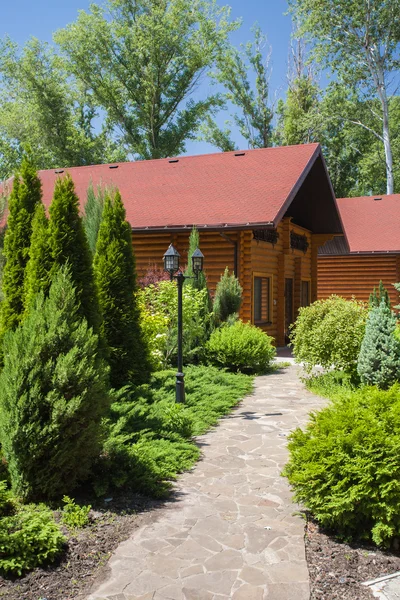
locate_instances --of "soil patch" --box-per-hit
[0,494,161,600]
[306,518,400,599]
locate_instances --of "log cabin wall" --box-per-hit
[132,231,237,292]
[318,253,400,306]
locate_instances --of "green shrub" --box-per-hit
[61,496,91,530]
[290,295,367,374]
[283,384,400,547]
[0,504,65,575]
[357,300,400,389]
[206,320,275,373]
[369,280,391,309]
[0,481,15,517]
[138,280,212,367]
[93,366,253,496]
[213,267,242,325]
[0,267,110,502]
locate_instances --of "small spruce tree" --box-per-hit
[83,183,106,256]
[213,267,243,325]
[48,174,100,331]
[0,267,110,502]
[369,280,391,309]
[93,190,151,388]
[24,203,52,310]
[357,299,400,389]
[1,157,42,331]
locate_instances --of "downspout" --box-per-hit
[219,232,238,276]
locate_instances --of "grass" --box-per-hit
[305,369,358,401]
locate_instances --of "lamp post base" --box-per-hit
[175,372,185,404]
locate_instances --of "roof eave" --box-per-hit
[130,221,276,233]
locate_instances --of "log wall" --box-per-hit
[318,253,400,306]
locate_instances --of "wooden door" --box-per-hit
[285,278,294,344]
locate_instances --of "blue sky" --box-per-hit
[1,0,294,155]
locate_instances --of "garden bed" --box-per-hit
[306,517,400,600]
[0,493,160,600]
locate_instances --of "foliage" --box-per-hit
[208,26,273,150]
[137,264,169,289]
[0,37,124,179]
[0,504,65,575]
[290,296,367,375]
[395,282,400,311]
[357,300,400,389]
[0,267,110,501]
[283,383,400,547]
[276,75,319,146]
[0,156,41,333]
[83,183,106,256]
[94,190,151,387]
[213,267,242,325]
[94,365,253,496]
[23,203,52,310]
[48,174,100,332]
[370,281,391,309]
[137,291,169,371]
[0,481,15,517]
[55,0,237,159]
[288,0,400,194]
[184,226,207,291]
[138,280,212,367]
[206,320,275,373]
[61,496,91,530]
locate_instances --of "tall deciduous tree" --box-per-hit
[288,0,400,194]
[55,0,237,160]
[0,37,125,178]
[0,156,41,333]
[48,174,100,332]
[93,190,150,387]
[206,26,273,150]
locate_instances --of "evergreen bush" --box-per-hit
[48,174,100,332]
[23,203,52,310]
[0,267,110,501]
[206,320,276,373]
[283,384,400,547]
[213,267,242,325]
[369,280,391,309]
[93,190,151,387]
[83,183,106,256]
[290,295,367,375]
[357,299,400,389]
[1,156,41,332]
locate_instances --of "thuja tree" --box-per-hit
[357,299,400,389]
[213,267,243,325]
[93,190,151,388]
[83,183,106,256]
[0,267,110,501]
[369,280,391,309]
[23,203,52,310]
[48,174,100,331]
[184,226,207,290]
[1,156,41,332]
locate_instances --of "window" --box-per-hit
[301,280,310,307]
[254,276,271,324]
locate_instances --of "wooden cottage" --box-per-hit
[318,194,400,307]
[17,143,343,346]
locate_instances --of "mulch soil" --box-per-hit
[0,494,162,600]
[306,518,400,599]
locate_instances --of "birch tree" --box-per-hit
[288,0,400,194]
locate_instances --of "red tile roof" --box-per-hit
[25,144,322,230]
[337,194,400,253]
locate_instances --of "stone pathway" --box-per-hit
[87,366,325,600]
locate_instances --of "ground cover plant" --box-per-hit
[285,371,400,547]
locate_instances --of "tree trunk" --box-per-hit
[374,61,394,194]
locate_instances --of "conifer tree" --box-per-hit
[1,157,41,331]
[24,203,52,310]
[184,226,207,291]
[369,280,391,309]
[0,267,110,501]
[93,190,151,388]
[357,299,400,389]
[83,183,106,256]
[48,174,100,331]
[213,267,243,325]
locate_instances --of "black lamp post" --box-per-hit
[163,243,204,404]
